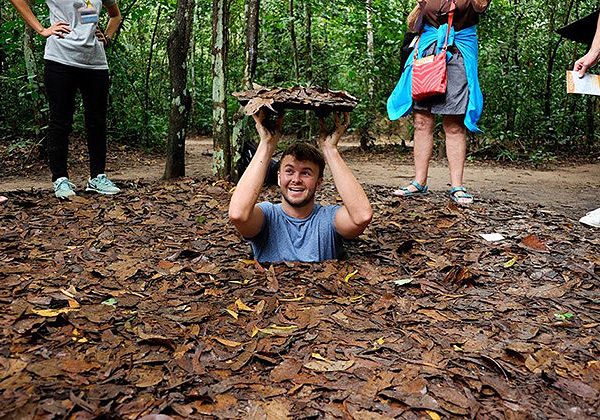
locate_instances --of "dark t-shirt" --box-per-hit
[418,0,489,31]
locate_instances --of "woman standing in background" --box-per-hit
[9,0,122,199]
[388,0,490,204]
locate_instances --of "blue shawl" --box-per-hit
[387,24,483,133]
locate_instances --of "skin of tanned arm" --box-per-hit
[104,3,121,39]
[574,14,600,78]
[318,112,373,239]
[228,110,284,239]
[96,3,122,45]
[9,0,71,38]
[471,0,491,12]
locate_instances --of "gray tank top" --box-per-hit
[44,0,116,70]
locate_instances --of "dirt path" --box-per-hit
[349,153,600,216]
[1,137,598,216]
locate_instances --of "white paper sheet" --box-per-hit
[479,233,505,242]
[566,70,600,96]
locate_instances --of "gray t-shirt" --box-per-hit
[248,202,343,263]
[44,0,116,69]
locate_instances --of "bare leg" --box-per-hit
[443,114,472,203]
[394,110,435,195]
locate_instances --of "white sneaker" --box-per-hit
[579,207,600,228]
[53,177,76,199]
[86,174,121,195]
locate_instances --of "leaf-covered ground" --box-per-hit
[0,179,598,419]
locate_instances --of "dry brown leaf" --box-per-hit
[520,234,550,252]
[525,348,560,373]
[244,97,276,115]
[213,337,243,347]
[0,358,28,381]
[235,298,254,312]
[270,359,303,383]
[225,309,239,320]
[303,359,354,372]
[418,309,451,322]
[31,307,77,317]
[444,265,476,286]
[61,359,100,374]
[553,377,598,399]
[256,324,298,336]
[134,368,164,388]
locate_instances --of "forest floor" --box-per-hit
[0,137,599,418]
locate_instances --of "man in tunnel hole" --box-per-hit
[229,110,373,263]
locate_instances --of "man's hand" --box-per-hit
[318,112,350,150]
[574,49,600,78]
[40,22,70,38]
[252,109,284,150]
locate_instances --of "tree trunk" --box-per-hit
[544,0,575,120]
[288,0,300,82]
[189,0,198,127]
[164,0,195,179]
[366,0,375,101]
[360,0,375,150]
[544,3,562,119]
[243,0,260,90]
[304,0,313,84]
[230,0,260,182]
[304,0,313,138]
[504,0,521,134]
[212,0,230,179]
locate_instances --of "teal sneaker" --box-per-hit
[86,174,121,195]
[53,177,76,199]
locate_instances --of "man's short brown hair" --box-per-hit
[280,142,326,178]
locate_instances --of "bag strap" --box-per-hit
[413,0,456,59]
[442,0,456,50]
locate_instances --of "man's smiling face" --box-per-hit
[278,155,322,209]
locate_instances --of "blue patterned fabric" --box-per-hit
[387,24,483,133]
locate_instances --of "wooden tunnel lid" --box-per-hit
[233,86,359,115]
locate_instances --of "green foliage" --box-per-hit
[1,0,599,159]
[477,0,600,158]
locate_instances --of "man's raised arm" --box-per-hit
[318,112,373,239]
[229,110,284,238]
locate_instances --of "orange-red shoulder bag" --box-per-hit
[411,0,456,102]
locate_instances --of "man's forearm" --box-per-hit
[229,141,275,222]
[322,146,372,224]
